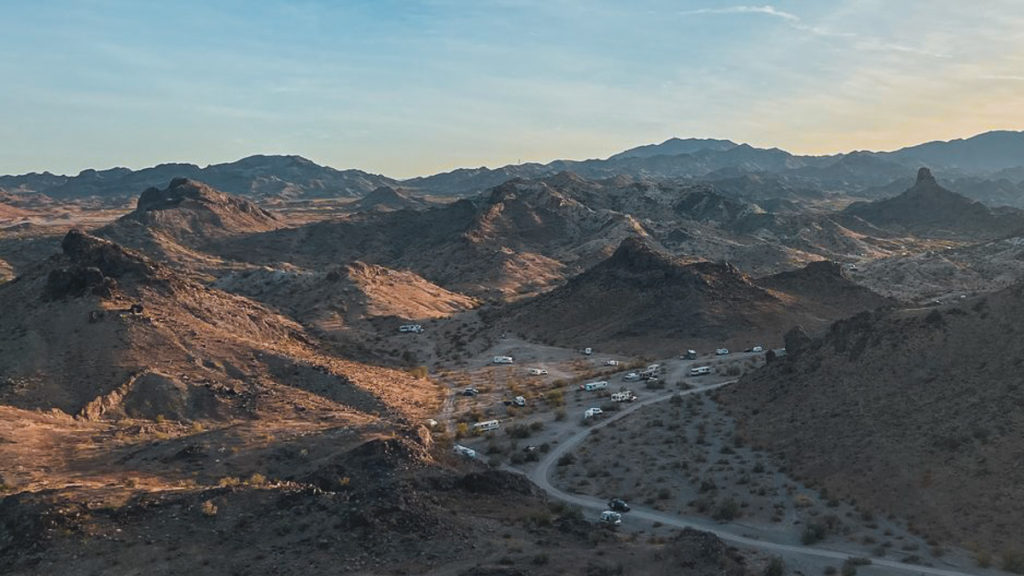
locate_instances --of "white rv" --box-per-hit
[492,356,514,365]
[610,391,636,402]
[579,381,608,392]
[689,366,712,376]
[399,324,423,333]
[473,419,500,433]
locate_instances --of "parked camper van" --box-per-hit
[689,366,712,376]
[399,324,423,333]
[527,368,548,376]
[473,420,500,433]
[493,356,514,365]
[583,347,593,355]
[579,381,608,392]
[584,407,603,419]
[683,349,698,360]
[513,396,526,407]
[453,444,477,458]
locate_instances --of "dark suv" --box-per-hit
[608,498,630,512]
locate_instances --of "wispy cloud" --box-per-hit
[679,5,799,22]
[681,4,948,58]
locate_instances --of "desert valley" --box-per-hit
[2,130,1024,576]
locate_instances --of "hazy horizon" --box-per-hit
[3,1,1023,178]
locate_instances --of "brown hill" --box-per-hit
[216,177,647,300]
[717,287,1024,554]
[0,229,437,423]
[347,185,428,212]
[215,260,479,331]
[491,238,891,354]
[841,168,1024,239]
[95,178,281,273]
[757,260,895,317]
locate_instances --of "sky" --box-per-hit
[1,0,1023,178]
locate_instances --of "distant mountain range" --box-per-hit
[3,131,1024,205]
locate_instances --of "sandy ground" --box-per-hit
[434,342,996,576]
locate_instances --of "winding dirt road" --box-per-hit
[521,381,987,576]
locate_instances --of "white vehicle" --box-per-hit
[584,407,604,419]
[579,381,608,392]
[513,396,526,407]
[610,391,636,402]
[453,444,477,458]
[527,368,548,376]
[583,347,593,355]
[689,366,712,376]
[604,359,620,367]
[398,324,423,333]
[473,419,500,433]
[639,364,660,379]
[683,349,698,360]
[600,510,622,526]
[715,348,730,356]
[752,345,764,353]
[623,372,640,381]
[492,355,514,365]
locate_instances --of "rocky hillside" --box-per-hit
[491,238,891,354]
[841,168,1024,239]
[717,286,1024,555]
[216,177,648,300]
[0,229,437,422]
[95,178,281,272]
[215,260,479,331]
[346,186,429,212]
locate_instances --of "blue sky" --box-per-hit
[1,0,1022,178]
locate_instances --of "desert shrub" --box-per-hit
[555,409,567,421]
[546,389,565,407]
[507,424,531,439]
[201,499,218,517]
[975,549,992,568]
[845,558,870,570]
[532,553,550,565]
[763,556,784,576]
[802,522,827,545]
[557,453,576,466]
[247,473,267,486]
[530,421,544,431]
[713,498,740,521]
[1003,549,1024,574]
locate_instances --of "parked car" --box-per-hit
[583,347,593,355]
[715,348,729,356]
[752,345,764,353]
[608,498,630,512]
[513,396,526,407]
[604,359,620,366]
[599,510,622,526]
[527,368,549,376]
[584,407,604,419]
[462,387,479,396]
[453,445,477,458]
[623,372,640,381]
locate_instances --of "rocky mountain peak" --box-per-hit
[916,167,936,186]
